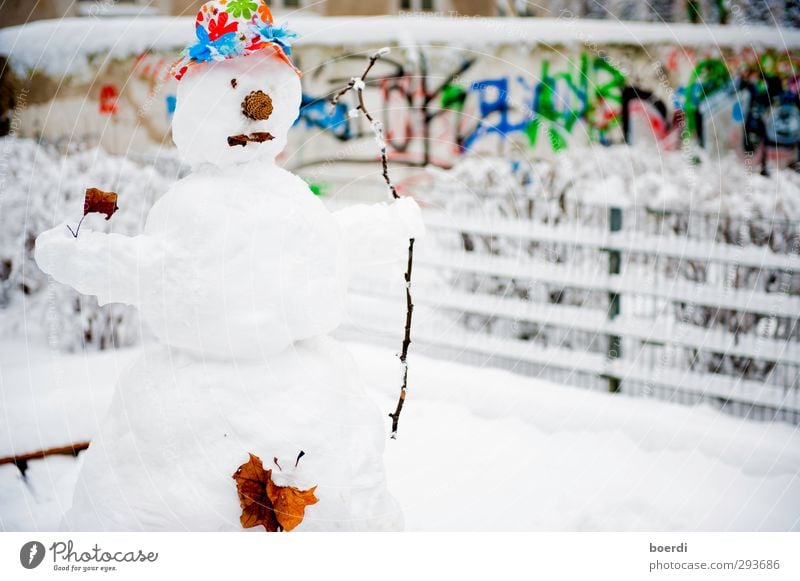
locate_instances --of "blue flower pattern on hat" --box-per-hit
[171,0,300,81]
[256,22,298,56]
[188,26,240,63]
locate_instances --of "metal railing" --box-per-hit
[336,198,800,424]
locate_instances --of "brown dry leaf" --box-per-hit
[83,188,118,220]
[266,476,318,532]
[232,453,280,532]
[232,452,318,532]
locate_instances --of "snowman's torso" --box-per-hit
[140,162,347,361]
[63,338,403,531]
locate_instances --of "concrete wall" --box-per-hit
[4,25,799,178]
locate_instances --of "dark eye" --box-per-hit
[241,90,273,121]
[230,78,237,88]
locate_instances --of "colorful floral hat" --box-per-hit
[171,0,300,81]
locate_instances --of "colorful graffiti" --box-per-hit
[296,54,475,166]
[296,47,800,171]
[625,49,800,172]
[98,84,119,115]
[295,53,627,163]
[459,53,626,151]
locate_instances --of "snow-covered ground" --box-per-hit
[2,337,798,531]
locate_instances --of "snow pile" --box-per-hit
[0,136,180,350]
[0,17,192,82]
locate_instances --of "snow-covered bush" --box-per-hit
[0,136,181,350]
[552,144,800,221]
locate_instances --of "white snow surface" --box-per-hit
[1,338,799,531]
[2,16,799,80]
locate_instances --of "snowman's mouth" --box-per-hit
[227,132,274,147]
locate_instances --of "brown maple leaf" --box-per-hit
[232,453,318,532]
[232,453,280,532]
[83,187,118,220]
[266,475,318,532]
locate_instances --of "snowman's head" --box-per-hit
[172,52,301,168]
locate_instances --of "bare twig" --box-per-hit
[389,237,415,438]
[330,48,385,107]
[66,214,86,238]
[0,441,90,476]
[332,48,415,438]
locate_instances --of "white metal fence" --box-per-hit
[336,197,800,425]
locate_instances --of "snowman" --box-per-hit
[34,0,422,531]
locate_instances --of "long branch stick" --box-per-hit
[390,238,414,437]
[0,441,90,476]
[333,48,415,439]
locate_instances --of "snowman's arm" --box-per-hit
[34,225,163,307]
[333,197,424,268]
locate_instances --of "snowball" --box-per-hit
[172,52,302,169]
[333,197,424,268]
[62,338,403,531]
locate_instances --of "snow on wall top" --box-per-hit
[2,15,800,81]
[0,17,191,80]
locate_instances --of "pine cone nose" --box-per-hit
[241,90,273,121]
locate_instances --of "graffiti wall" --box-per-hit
[6,36,800,173]
[292,44,800,173]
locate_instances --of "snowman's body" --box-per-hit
[35,50,420,531]
[138,163,347,361]
[63,338,399,531]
